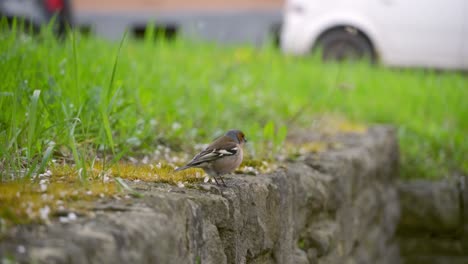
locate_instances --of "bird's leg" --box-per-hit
[219,176,227,187]
[212,176,221,186]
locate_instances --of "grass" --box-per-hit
[0,20,466,186]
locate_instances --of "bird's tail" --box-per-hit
[174,165,190,172]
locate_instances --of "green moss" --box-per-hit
[108,162,205,184]
[298,238,306,250]
[314,115,368,135]
[0,158,281,227]
[0,114,380,229]
[0,177,116,226]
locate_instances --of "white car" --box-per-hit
[281,0,468,70]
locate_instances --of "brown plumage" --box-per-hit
[175,130,247,186]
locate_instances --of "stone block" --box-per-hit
[398,178,461,234]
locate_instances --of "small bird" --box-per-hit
[175,130,247,186]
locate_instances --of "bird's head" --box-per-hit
[225,130,247,145]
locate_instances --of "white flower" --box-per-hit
[17,245,26,254]
[59,212,77,223]
[68,212,77,221]
[126,137,142,147]
[40,183,48,192]
[41,194,49,200]
[103,174,110,183]
[172,122,181,130]
[39,206,50,221]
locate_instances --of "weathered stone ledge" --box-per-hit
[0,126,400,264]
[397,175,468,264]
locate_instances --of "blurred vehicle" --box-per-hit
[281,0,468,70]
[73,0,282,45]
[0,0,73,34]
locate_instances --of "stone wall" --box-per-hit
[398,176,468,264]
[0,126,400,264]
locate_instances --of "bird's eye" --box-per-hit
[237,132,245,142]
[240,133,246,141]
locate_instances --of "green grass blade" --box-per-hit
[69,117,88,182]
[37,143,55,174]
[27,90,41,159]
[106,31,127,103]
[115,177,143,198]
[100,31,128,155]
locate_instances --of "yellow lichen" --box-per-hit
[237,159,278,175]
[0,174,116,226]
[300,142,328,153]
[0,158,279,227]
[337,121,367,133]
[313,115,368,135]
[100,162,205,184]
[0,161,210,226]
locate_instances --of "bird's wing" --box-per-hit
[185,142,239,167]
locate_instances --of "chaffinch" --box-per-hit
[175,129,247,186]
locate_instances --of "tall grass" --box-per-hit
[0,20,466,180]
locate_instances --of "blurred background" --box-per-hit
[73,0,283,46]
[0,1,467,263]
[1,0,467,69]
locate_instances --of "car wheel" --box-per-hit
[316,27,375,62]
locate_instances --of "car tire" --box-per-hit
[315,27,375,62]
